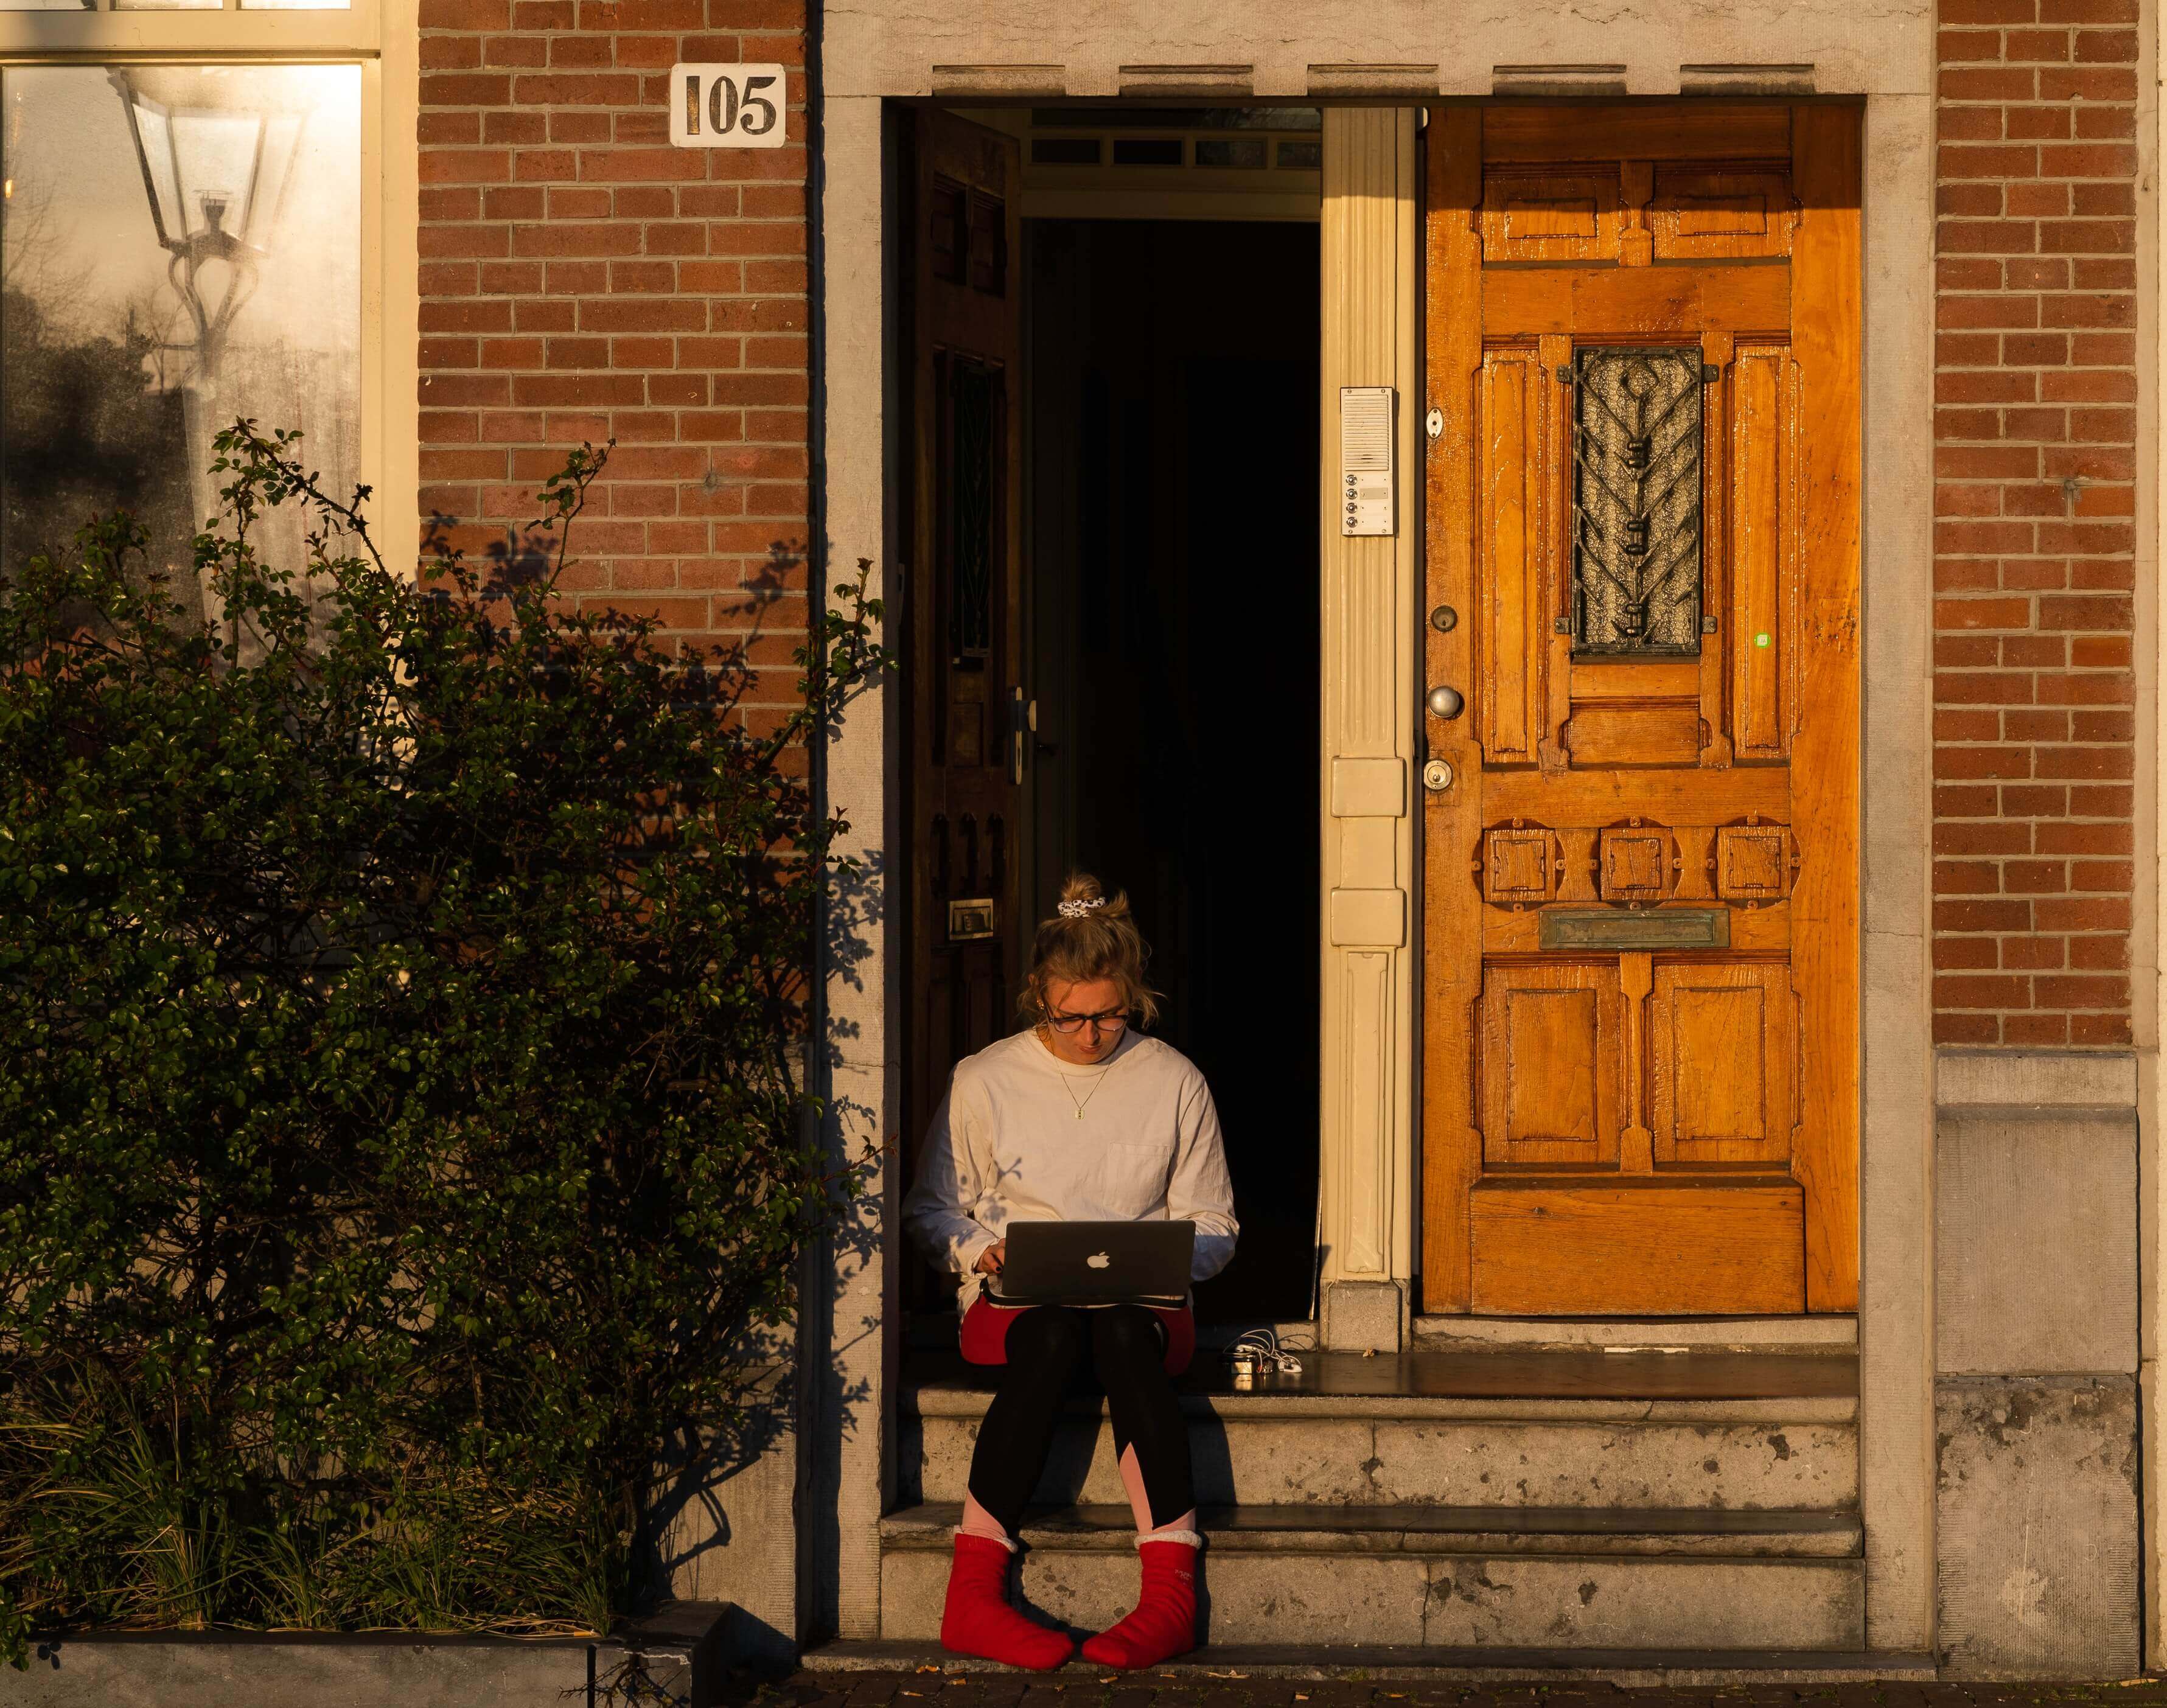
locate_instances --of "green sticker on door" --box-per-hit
[1755,632,1771,647]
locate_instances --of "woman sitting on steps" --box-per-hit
[903,872,1240,1671]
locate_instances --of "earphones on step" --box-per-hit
[1222,1327,1305,1386]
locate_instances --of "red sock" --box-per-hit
[939,1532,1075,1671]
[1079,1538,1198,1669]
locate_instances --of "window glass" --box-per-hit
[0,1,220,10]
[0,1,226,11]
[1,63,362,620]
[1030,106,1321,131]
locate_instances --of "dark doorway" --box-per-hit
[1026,219,1321,1322]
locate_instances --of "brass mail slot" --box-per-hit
[947,897,997,941]
[1538,907,1730,952]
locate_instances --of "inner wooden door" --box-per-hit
[902,109,1026,1306]
[1420,103,1861,1316]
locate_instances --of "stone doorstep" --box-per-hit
[0,1601,736,1708]
[798,1640,1940,1684]
[877,1503,1865,1648]
[902,1411,1859,1511]
[901,1350,1864,1544]
[913,1312,1865,1354]
[905,1389,1860,1424]
[915,1316,1866,1358]
[880,1502,1864,1558]
[1409,1316,1860,1353]
[877,1546,1865,1649]
[904,1349,1860,1415]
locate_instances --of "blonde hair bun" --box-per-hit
[1022,871,1157,1028]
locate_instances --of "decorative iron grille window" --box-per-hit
[946,356,998,665]
[1569,345,1705,658]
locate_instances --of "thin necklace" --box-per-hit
[1042,1028,1114,1119]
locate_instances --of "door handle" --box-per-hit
[1008,687,1034,786]
[1427,684,1465,720]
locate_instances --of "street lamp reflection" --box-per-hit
[106,67,309,380]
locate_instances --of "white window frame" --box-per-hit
[0,0,418,563]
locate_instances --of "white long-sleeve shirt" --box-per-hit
[902,1027,1240,1313]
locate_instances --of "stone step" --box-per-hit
[803,1639,1938,1684]
[1411,1316,1860,1354]
[901,1350,1858,1511]
[876,1504,1865,1650]
[884,1502,1864,1557]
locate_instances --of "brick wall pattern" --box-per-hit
[1935,0,2139,1046]
[417,0,812,733]
[416,9,2141,1045]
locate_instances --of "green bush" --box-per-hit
[0,425,885,1664]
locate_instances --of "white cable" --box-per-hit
[1223,1327,1303,1375]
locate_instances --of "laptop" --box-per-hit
[986,1219,1195,1308]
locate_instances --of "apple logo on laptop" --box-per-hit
[1086,1252,1111,1269]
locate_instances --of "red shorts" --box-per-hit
[959,1295,1196,1377]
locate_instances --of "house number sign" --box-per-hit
[669,63,788,148]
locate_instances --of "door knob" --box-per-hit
[1427,684,1465,720]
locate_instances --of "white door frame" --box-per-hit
[816,46,1936,1654]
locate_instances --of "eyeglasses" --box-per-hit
[1044,1008,1129,1035]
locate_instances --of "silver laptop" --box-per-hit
[986,1219,1195,1308]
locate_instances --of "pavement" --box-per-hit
[743,1668,2167,1708]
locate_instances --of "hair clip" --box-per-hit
[1057,897,1106,918]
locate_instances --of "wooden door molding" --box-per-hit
[1416,106,1485,1314]
[1420,102,1862,1317]
[1786,106,1862,1311]
[1478,961,1626,1168]
[1468,1178,1807,1316]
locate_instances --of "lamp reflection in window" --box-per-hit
[1,64,360,625]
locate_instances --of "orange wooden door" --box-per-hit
[904,110,1026,1286]
[1420,104,1860,1316]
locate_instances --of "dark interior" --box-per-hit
[1027,218,1322,1322]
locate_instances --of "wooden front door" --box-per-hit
[1420,104,1861,1316]
[904,111,1026,1230]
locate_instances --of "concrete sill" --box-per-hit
[1,1601,736,1708]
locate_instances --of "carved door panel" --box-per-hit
[905,111,1025,1278]
[1422,105,1860,1315]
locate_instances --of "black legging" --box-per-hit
[967,1305,1193,1538]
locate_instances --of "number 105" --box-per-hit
[669,63,788,150]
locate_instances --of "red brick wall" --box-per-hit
[417,0,812,712]
[1934,0,2139,1047]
